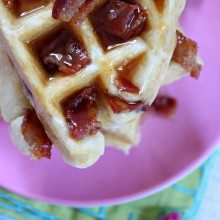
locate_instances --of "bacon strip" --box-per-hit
[115,78,139,93]
[62,86,101,140]
[41,28,90,75]
[52,0,99,25]
[21,109,52,159]
[98,0,147,40]
[3,0,49,16]
[115,54,143,93]
[3,0,15,9]
[172,31,201,79]
[105,94,148,113]
[152,95,177,117]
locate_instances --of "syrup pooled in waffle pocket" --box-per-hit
[0,0,201,168]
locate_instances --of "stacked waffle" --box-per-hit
[0,0,201,168]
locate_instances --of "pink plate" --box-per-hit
[0,0,220,207]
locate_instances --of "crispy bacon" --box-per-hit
[3,0,15,9]
[152,95,177,117]
[41,28,90,75]
[98,0,147,40]
[62,86,101,140]
[105,94,148,113]
[21,109,52,159]
[3,0,49,16]
[115,55,143,93]
[115,78,139,93]
[52,0,98,25]
[172,31,201,79]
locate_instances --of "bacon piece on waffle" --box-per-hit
[105,95,148,113]
[152,95,177,117]
[97,0,147,40]
[52,0,99,25]
[172,31,201,79]
[62,86,101,140]
[40,28,90,75]
[3,0,49,17]
[3,0,15,9]
[115,54,142,93]
[115,78,139,93]
[21,109,52,159]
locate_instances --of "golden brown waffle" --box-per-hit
[0,40,30,122]
[1,38,200,157]
[0,0,186,168]
[104,116,141,152]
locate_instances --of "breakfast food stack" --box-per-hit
[0,0,201,168]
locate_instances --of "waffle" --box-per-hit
[104,115,142,152]
[0,0,186,168]
[0,38,199,157]
[0,40,30,122]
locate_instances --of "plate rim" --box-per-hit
[1,138,219,207]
